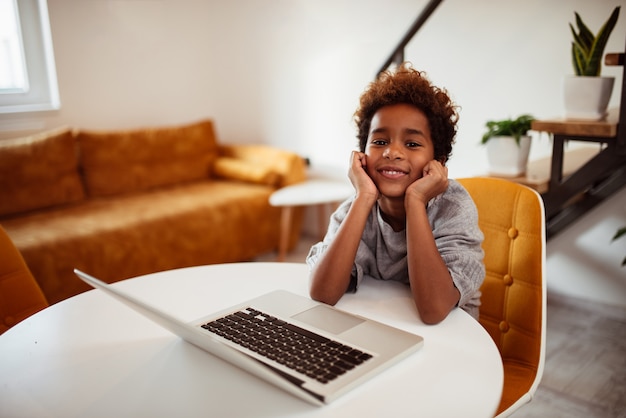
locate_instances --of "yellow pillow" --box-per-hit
[213,157,280,187]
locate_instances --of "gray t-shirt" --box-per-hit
[306,179,485,319]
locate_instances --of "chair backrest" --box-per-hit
[457,177,546,417]
[0,225,48,334]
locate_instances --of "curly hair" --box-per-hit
[354,63,459,163]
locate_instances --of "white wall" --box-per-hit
[1,0,625,307]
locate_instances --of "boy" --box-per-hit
[306,64,484,324]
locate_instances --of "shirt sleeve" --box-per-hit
[305,198,352,269]
[306,197,362,292]
[429,180,485,310]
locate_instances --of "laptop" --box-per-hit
[74,269,423,406]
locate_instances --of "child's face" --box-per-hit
[364,103,435,199]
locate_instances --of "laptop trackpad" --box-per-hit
[292,305,365,335]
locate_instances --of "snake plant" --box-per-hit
[570,6,620,76]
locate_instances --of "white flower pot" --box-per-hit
[486,135,531,177]
[563,75,614,120]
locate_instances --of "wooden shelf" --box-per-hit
[531,110,618,138]
[525,107,625,238]
[489,147,600,194]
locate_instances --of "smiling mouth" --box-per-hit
[379,168,408,179]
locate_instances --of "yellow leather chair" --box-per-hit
[457,177,546,417]
[0,225,48,335]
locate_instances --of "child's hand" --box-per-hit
[405,160,449,206]
[348,151,378,201]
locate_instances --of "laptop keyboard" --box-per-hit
[201,307,373,384]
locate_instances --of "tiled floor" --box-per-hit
[257,235,626,418]
[511,293,626,418]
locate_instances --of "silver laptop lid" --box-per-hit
[74,269,423,405]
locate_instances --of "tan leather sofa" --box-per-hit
[0,119,305,305]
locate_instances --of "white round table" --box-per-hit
[269,179,353,261]
[0,263,503,418]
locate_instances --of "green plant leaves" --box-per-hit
[481,114,535,145]
[570,6,620,76]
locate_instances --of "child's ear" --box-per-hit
[438,157,447,165]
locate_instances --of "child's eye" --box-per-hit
[406,141,421,148]
[371,139,388,146]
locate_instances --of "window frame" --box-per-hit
[0,0,60,114]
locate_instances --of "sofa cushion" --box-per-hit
[213,157,281,187]
[218,144,307,187]
[77,119,218,197]
[0,127,85,217]
[2,181,283,304]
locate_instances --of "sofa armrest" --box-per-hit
[217,144,307,188]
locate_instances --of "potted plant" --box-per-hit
[481,114,535,177]
[563,6,620,120]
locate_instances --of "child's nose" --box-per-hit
[383,142,404,159]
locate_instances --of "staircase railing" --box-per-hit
[376,0,444,77]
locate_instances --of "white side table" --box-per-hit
[269,178,353,261]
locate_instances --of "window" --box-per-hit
[0,0,28,92]
[0,0,59,113]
